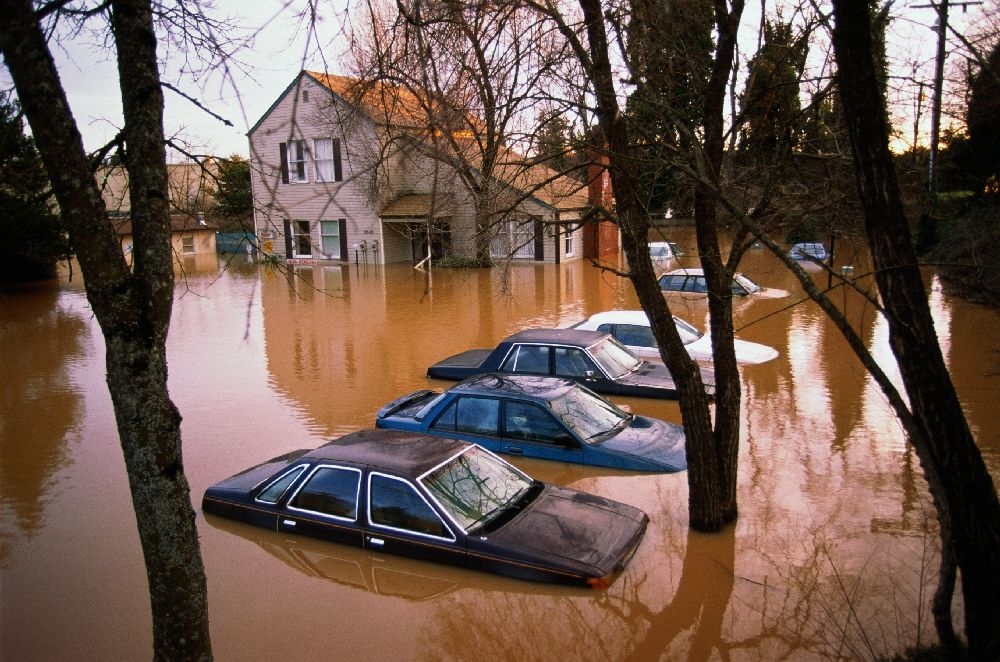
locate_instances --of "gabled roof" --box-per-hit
[251,70,591,213]
[112,213,217,236]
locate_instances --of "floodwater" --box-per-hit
[2,231,998,661]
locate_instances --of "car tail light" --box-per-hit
[587,575,611,590]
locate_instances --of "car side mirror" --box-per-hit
[584,370,596,380]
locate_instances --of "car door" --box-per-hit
[598,323,659,360]
[428,395,503,454]
[552,346,619,395]
[500,399,583,464]
[498,344,551,375]
[364,472,464,567]
[280,464,365,547]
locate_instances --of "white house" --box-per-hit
[247,70,616,265]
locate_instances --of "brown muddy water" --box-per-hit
[2,232,998,661]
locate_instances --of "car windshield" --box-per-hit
[420,445,534,532]
[548,385,631,442]
[587,336,642,378]
[674,317,703,344]
[733,273,761,295]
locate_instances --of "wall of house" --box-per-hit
[249,74,382,263]
[248,72,591,266]
[119,230,217,264]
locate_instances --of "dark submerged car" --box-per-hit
[426,328,714,399]
[202,429,649,588]
[376,373,687,472]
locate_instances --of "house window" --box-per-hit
[181,236,195,254]
[293,220,312,257]
[320,220,342,258]
[490,220,535,259]
[280,140,308,183]
[314,138,343,182]
[564,228,575,257]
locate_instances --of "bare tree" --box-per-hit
[0,1,212,659]
[830,2,1000,657]
[348,0,583,265]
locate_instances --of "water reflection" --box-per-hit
[1,230,997,660]
[205,514,461,601]
[0,285,87,564]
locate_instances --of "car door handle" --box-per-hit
[281,519,296,527]
[507,446,523,454]
[367,537,385,547]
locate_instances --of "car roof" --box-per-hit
[504,327,610,347]
[662,268,704,276]
[453,373,578,400]
[302,429,469,475]
[582,310,652,326]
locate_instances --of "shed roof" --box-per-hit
[112,214,218,236]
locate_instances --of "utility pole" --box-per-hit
[911,0,981,249]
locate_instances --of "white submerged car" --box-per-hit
[569,310,779,365]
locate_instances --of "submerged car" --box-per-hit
[788,242,829,262]
[657,267,787,299]
[649,241,684,263]
[202,429,649,588]
[569,310,778,365]
[426,327,714,399]
[376,373,687,472]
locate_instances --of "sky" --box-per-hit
[1,1,987,160]
[8,1,354,159]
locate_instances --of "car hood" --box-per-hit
[595,417,687,472]
[620,360,716,394]
[489,485,648,576]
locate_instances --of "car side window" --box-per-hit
[499,345,550,374]
[615,324,656,348]
[659,274,686,290]
[369,473,449,538]
[553,347,597,378]
[289,466,361,520]
[256,465,307,504]
[686,277,708,293]
[504,400,574,445]
[432,396,499,436]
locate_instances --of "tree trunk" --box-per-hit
[831,3,1000,658]
[686,0,745,529]
[0,1,213,659]
[576,0,730,531]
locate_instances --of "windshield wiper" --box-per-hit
[467,482,542,534]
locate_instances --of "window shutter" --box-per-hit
[333,138,343,181]
[534,220,544,261]
[279,142,289,184]
[282,219,293,258]
[339,219,348,260]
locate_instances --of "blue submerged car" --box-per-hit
[376,373,687,473]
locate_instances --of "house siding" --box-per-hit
[250,74,379,262]
[249,71,594,267]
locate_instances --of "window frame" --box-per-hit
[313,138,343,182]
[285,464,362,522]
[254,464,309,505]
[319,219,342,258]
[367,472,455,541]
